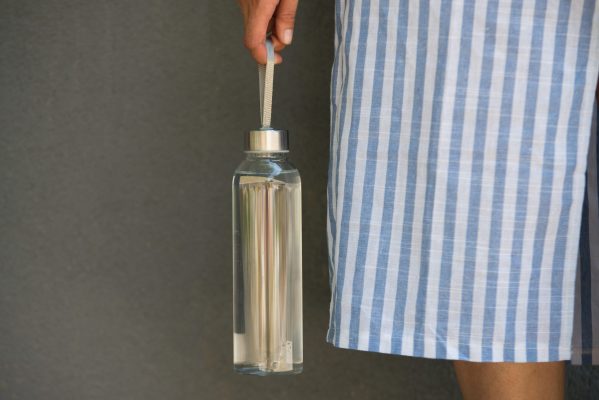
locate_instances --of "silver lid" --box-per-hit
[245,129,289,152]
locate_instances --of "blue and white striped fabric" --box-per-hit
[572,101,599,366]
[326,0,599,362]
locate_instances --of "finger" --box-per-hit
[266,18,286,52]
[246,32,284,64]
[273,0,298,45]
[249,19,284,64]
[249,45,283,65]
[243,1,278,64]
[269,35,287,52]
[264,33,285,64]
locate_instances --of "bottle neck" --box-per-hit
[245,151,288,161]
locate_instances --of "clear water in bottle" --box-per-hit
[232,150,302,375]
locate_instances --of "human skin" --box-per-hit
[237,0,299,64]
[453,361,565,400]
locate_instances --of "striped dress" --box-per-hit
[326,0,599,362]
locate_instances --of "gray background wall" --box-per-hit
[0,1,595,399]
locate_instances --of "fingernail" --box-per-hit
[283,29,293,44]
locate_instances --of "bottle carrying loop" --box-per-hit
[258,38,275,129]
[246,38,288,153]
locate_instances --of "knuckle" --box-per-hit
[277,11,296,23]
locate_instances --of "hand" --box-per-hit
[237,0,298,64]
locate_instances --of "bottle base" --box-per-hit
[234,363,303,376]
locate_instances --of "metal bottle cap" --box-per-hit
[245,129,289,152]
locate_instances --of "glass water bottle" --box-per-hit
[232,128,303,375]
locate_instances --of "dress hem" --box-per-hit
[326,326,574,363]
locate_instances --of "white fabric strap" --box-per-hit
[258,38,275,128]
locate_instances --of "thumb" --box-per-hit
[274,0,298,45]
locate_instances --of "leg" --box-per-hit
[453,361,565,400]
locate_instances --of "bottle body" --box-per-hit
[232,151,303,375]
